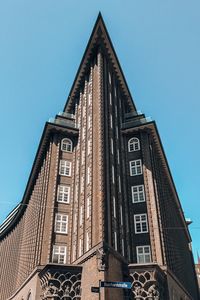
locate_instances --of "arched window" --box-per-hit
[61,138,72,152]
[128,137,140,152]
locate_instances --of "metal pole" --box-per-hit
[99,280,101,300]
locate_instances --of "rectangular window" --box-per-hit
[122,238,125,256]
[52,245,67,264]
[109,72,111,84]
[115,104,118,118]
[112,166,115,183]
[86,197,90,219]
[118,175,121,193]
[109,92,112,105]
[110,114,113,128]
[116,125,119,139]
[86,232,89,252]
[120,205,123,225]
[54,213,68,234]
[117,149,120,164]
[129,159,142,176]
[57,185,70,203]
[132,185,145,203]
[134,214,148,234]
[114,86,117,97]
[114,231,117,251]
[136,245,151,263]
[111,138,114,154]
[59,160,71,176]
[113,196,116,218]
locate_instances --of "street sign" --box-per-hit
[91,287,100,293]
[100,281,132,289]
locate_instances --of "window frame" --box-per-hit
[129,159,142,176]
[128,137,140,152]
[52,245,67,264]
[131,185,146,203]
[59,160,72,177]
[61,138,73,152]
[54,213,68,234]
[134,214,148,234]
[57,185,70,203]
[136,245,151,263]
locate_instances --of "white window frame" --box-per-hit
[52,245,67,264]
[59,160,72,177]
[61,138,73,152]
[54,213,68,234]
[129,159,142,176]
[134,214,148,234]
[131,185,145,203]
[136,245,151,263]
[57,185,70,203]
[128,137,140,152]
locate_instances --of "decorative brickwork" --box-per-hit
[128,264,166,300]
[40,265,82,300]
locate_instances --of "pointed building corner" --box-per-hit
[64,12,136,113]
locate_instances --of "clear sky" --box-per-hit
[0,0,199,262]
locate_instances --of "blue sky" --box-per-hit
[0,0,199,261]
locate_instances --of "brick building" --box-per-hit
[0,14,199,300]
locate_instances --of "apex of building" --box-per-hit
[64,13,136,113]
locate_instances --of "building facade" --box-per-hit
[0,14,199,300]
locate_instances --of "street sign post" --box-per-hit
[100,281,132,289]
